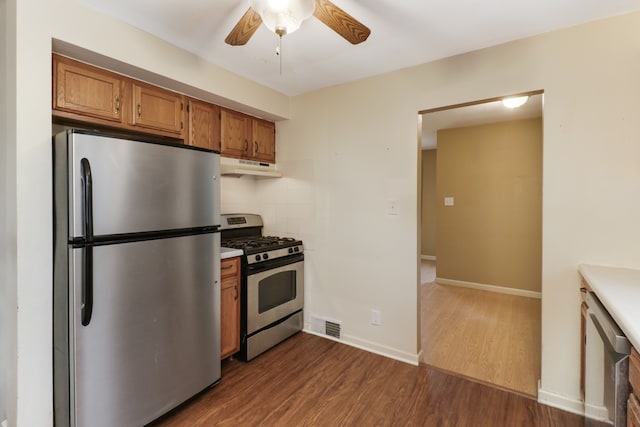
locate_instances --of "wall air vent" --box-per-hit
[310,315,342,340]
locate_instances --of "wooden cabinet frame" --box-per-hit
[52,54,274,154]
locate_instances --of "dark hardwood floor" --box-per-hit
[150,332,582,427]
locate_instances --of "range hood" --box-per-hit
[220,157,282,178]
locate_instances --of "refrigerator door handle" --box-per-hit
[81,246,94,326]
[81,158,94,326]
[81,158,94,240]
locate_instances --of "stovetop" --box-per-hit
[220,213,304,263]
[221,236,301,252]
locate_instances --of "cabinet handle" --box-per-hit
[222,264,233,270]
[254,141,258,153]
[244,139,248,151]
[234,285,238,301]
[115,96,120,113]
[137,104,142,118]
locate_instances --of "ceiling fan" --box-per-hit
[225,0,371,46]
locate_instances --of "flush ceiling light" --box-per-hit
[249,0,315,36]
[502,96,529,109]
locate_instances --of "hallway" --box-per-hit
[420,260,540,397]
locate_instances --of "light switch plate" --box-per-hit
[388,200,399,215]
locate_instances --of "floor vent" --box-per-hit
[325,321,342,339]
[310,315,342,340]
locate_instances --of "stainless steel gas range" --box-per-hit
[220,214,304,361]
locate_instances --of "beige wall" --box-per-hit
[421,150,437,257]
[436,119,542,292]
[271,12,640,414]
[1,0,15,422]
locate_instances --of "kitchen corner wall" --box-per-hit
[436,118,543,293]
[220,176,259,215]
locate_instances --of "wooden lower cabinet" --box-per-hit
[630,347,640,427]
[220,257,240,359]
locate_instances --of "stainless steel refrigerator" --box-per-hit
[53,129,221,427]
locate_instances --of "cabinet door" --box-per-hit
[131,82,185,135]
[629,393,640,427]
[188,99,220,151]
[220,276,240,359]
[220,109,250,159]
[252,118,276,163]
[53,55,123,123]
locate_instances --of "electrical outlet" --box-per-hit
[371,309,382,326]
[444,196,454,206]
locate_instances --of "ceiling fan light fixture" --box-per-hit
[502,96,529,109]
[249,0,315,35]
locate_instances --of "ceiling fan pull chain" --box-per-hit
[277,33,282,75]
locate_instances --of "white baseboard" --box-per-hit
[303,329,421,366]
[435,277,542,299]
[420,255,436,261]
[537,384,584,416]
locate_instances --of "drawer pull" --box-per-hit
[222,264,234,270]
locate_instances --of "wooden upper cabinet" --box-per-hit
[53,55,123,123]
[52,55,276,158]
[221,109,251,159]
[130,82,185,136]
[252,118,276,163]
[187,99,220,151]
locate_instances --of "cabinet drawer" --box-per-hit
[221,258,239,278]
[631,347,640,393]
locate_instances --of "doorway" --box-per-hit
[418,92,543,398]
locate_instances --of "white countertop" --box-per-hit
[221,247,243,260]
[579,264,640,350]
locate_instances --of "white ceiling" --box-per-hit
[79,0,640,96]
[421,94,543,149]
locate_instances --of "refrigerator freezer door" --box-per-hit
[69,233,220,427]
[60,131,220,238]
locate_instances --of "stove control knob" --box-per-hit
[255,255,261,262]
[288,248,294,254]
[263,253,269,260]
[294,246,300,253]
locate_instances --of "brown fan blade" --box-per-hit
[225,7,263,46]
[313,0,370,45]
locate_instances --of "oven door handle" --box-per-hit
[246,254,304,275]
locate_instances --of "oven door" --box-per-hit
[246,255,304,335]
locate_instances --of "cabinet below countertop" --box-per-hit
[221,247,243,259]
